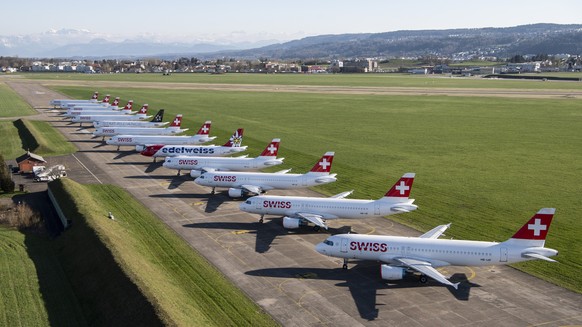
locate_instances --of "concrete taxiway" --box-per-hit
[6,79,582,326]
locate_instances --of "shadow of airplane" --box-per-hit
[144,161,163,173]
[184,217,353,254]
[246,265,478,320]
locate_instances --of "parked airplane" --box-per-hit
[162,138,283,176]
[93,109,167,128]
[106,121,215,151]
[195,151,336,197]
[92,114,188,139]
[50,91,99,107]
[63,101,134,117]
[65,96,120,109]
[315,208,558,289]
[239,173,416,230]
[71,104,151,126]
[140,128,246,162]
[62,94,111,108]
[67,98,128,112]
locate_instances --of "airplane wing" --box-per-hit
[296,212,327,229]
[522,252,557,262]
[419,223,451,239]
[240,184,264,195]
[394,257,459,289]
[274,169,292,174]
[330,190,354,199]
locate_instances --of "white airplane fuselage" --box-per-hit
[63,102,108,109]
[65,109,132,117]
[146,145,247,158]
[71,114,149,123]
[196,172,336,191]
[93,121,169,128]
[240,195,416,220]
[163,156,284,172]
[106,135,214,147]
[316,234,558,267]
[93,127,187,137]
[51,99,98,106]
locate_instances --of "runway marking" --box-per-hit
[192,202,204,206]
[232,230,251,235]
[72,153,103,184]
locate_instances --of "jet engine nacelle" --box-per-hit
[135,145,146,152]
[190,170,203,178]
[228,188,245,198]
[282,217,304,229]
[380,265,406,280]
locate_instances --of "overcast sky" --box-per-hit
[3,0,581,43]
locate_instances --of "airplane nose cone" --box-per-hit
[194,177,203,185]
[315,242,326,255]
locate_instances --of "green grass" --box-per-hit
[0,119,77,160]
[20,71,582,90]
[0,226,86,326]
[49,179,276,326]
[0,82,37,117]
[56,86,582,294]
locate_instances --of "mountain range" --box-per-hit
[1,24,581,59]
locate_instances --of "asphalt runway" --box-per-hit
[6,79,582,326]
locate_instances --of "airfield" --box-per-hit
[6,77,582,326]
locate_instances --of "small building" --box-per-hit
[15,151,46,173]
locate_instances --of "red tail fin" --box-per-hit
[123,100,133,110]
[259,139,280,157]
[91,91,99,100]
[223,128,244,147]
[111,97,120,106]
[310,152,334,173]
[141,144,164,157]
[170,115,182,127]
[137,104,148,115]
[196,121,211,135]
[384,173,415,198]
[102,95,111,103]
[511,208,555,240]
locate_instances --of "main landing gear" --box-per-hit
[258,215,264,223]
[419,275,428,284]
[342,258,348,270]
[210,187,215,195]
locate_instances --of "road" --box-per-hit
[6,78,582,327]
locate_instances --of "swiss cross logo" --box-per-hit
[267,144,277,154]
[395,181,410,195]
[173,118,181,125]
[319,158,330,170]
[528,218,547,236]
[201,125,209,133]
[139,107,147,114]
[126,102,132,109]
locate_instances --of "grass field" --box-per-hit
[0,226,86,326]
[49,178,276,326]
[21,71,582,90]
[0,82,37,117]
[0,119,77,160]
[55,85,582,294]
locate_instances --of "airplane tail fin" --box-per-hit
[505,208,556,247]
[382,173,415,199]
[141,144,164,157]
[137,104,148,116]
[91,91,99,100]
[111,97,120,107]
[169,114,183,128]
[102,95,111,103]
[196,121,211,135]
[259,138,281,157]
[307,152,334,174]
[150,109,164,122]
[223,128,244,147]
[123,100,133,110]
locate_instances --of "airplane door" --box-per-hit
[374,202,380,215]
[340,237,348,253]
[500,247,508,262]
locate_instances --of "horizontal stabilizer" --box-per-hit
[390,204,418,213]
[522,252,557,262]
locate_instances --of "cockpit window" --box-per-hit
[198,175,204,179]
[245,200,251,205]
[323,239,334,246]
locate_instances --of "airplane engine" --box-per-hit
[283,217,304,229]
[228,188,245,198]
[190,170,203,178]
[135,145,146,152]
[380,265,406,280]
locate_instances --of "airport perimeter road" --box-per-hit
[8,80,582,326]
